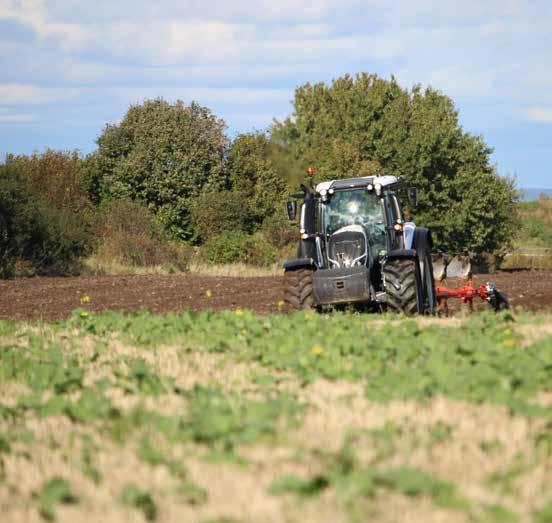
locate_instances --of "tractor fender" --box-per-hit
[411,227,433,259]
[283,258,317,271]
[386,249,418,262]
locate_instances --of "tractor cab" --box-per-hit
[283,173,433,313]
[318,180,396,271]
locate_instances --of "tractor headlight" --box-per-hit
[367,184,374,191]
[375,183,382,195]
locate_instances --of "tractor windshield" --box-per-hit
[323,189,386,255]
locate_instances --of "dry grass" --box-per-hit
[500,248,552,270]
[188,261,282,278]
[83,256,282,278]
[82,256,186,276]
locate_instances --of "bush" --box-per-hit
[94,200,191,270]
[201,231,278,266]
[0,155,93,277]
[190,189,255,240]
[28,203,93,275]
[516,195,552,247]
[261,212,296,250]
[0,170,36,277]
[88,99,229,241]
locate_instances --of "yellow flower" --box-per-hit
[80,310,89,319]
[235,308,244,317]
[277,300,285,308]
[205,289,212,298]
[503,338,516,348]
[310,344,324,356]
[80,294,90,305]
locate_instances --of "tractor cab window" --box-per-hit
[322,189,386,258]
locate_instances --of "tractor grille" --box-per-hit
[328,230,367,268]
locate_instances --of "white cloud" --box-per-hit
[525,107,552,123]
[112,86,292,106]
[0,84,79,104]
[0,112,35,122]
[0,0,89,51]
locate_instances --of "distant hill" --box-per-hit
[521,187,552,201]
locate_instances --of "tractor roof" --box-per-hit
[315,175,398,195]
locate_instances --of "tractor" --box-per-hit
[283,171,508,314]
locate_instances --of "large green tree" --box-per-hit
[87,98,229,241]
[272,73,519,255]
[190,132,288,240]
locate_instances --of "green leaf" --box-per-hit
[120,484,157,521]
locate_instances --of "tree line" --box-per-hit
[0,73,519,277]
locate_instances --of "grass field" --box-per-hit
[1,309,552,523]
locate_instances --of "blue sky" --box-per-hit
[0,0,551,189]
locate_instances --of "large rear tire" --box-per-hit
[283,268,315,311]
[383,258,424,315]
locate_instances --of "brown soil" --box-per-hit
[0,269,551,322]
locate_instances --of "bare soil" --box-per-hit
[0,269,551,322]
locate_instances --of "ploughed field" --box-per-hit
[0,309,552,523]
[1,269,551,322]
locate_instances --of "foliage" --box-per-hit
[0,152,93,277]
[272,73,519,255]
[228,133,288,224]
[36,477,77,521]
[94,199,191,270]
[183,386,302,451]
[190,189,255,239]
[190,133,289,242]
[260,211,296,250]
[0,310,551,521]
[516,195,552,247]
[201,231,278,266]
[270,459,468,511]
[120,484,157,521]
[535,499,552,523]
[7,150,91,214]
[59,308,552,416]
[88,98,228,241]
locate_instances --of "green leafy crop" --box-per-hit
[35,477,77,521]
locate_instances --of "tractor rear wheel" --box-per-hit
[283,268,315,311]
[383,258,424,315]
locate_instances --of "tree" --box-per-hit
[228,132,288,224]
[191,132,288,241]
[88,98,229,241]
[272,73,519,255]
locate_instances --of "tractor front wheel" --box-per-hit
[383,258,424,315]
[283,268,315,311]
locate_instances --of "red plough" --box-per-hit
[433,254,509,313]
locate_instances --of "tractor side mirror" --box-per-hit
[286,201,297,220]
[407,187,419,208]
